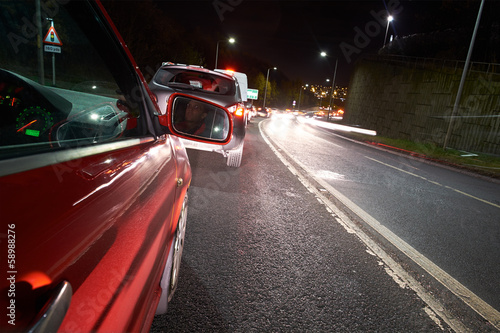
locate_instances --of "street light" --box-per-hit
[383,15,394,47]
[215,37,235,69]
[324,79,330,109]
[443,0,485,150]
[262,67,277,111]
[298,84,308,111]
[320,52,338,120]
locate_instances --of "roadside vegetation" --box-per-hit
[345,133,500,179]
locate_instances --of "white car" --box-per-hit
[149,63,247,167]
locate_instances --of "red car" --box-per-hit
[0,1,231,332]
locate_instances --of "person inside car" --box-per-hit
[175,100,208,135]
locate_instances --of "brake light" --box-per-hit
[235,107,244,117]
[227,105,244,117]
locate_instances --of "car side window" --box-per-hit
[0,0,144,160]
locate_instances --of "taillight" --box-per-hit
[227,105,244,117]
[235,107,244,117]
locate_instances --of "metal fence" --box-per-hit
[345,55,500,155]
[363,54,500,77]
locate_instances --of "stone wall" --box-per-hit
[344,56,500,155]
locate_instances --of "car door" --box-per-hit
[0,1,181,331]
[1,137,179,332]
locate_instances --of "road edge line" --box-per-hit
[259,120,495,332]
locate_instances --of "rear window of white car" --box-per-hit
[153,69,236,96]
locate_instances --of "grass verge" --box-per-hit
[345,133,500,179]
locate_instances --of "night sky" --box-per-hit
[155,0,494,86]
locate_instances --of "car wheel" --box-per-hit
[226,143,244,167]
[169,192,188,301]
[155,192,188,314]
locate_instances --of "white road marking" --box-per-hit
[365,156,500,209]
[260,120,500,331]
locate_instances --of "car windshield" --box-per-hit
[153,68,236,96]
[0,0,145,161]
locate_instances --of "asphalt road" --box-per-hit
[151,116,498,332]
[266,115,500,315]
[268,115,500,310]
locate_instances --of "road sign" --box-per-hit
[44,45,61,53]
[247,89,258,100]
[43,26,62,46]
[43,24,62,86]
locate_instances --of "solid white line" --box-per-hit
[259,120,500,331]
[365,156,500,209]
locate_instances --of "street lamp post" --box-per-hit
[46,18,56,86]
[321,52,338,121]
[328,59,338,120]
[262,67,277,111]
[298,84,308,112]
[384,15,394,47]
[215,37,235,69]
[443,0,485,150]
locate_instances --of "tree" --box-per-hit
[102,0,204,80]
[254,72,276,107]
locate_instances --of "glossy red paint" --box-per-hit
[0,1,220,331]
[0,136,190,331]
